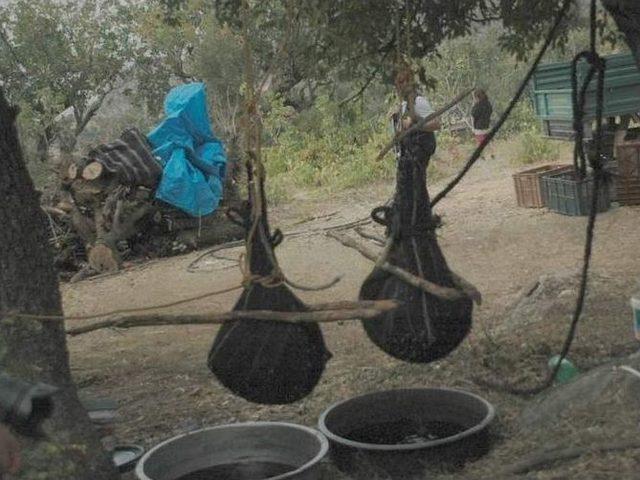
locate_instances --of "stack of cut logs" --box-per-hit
[42,158,243,281]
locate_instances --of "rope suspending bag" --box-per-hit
[359,71,473,362]
[207,10,331,403]
[207,178,331,404]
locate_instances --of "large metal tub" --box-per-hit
[135,422,328,480]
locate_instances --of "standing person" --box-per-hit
[471,88,492,146]
[394,67,441,165]
[386,67,442,215]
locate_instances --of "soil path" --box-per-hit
[63,153,640,476]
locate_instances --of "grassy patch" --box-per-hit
[513,130,561,166]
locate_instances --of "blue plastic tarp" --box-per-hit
[147,83,227,217]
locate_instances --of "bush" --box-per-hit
[516,129,560,165]
[261,93,397,200]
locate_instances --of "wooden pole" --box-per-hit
[65,300,400,336]
[376,88,474,161]
[327,230,469,302]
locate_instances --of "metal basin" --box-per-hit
[318,388,495,479]
[136,422,328,480]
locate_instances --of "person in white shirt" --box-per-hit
[393,68,441,166]
[390,96,438,140]
[400,96,439,132]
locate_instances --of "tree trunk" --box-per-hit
[0,90,117,478]
[602,0,640,68]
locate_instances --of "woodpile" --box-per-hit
[42,156,243,281]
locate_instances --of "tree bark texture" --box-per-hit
[602,0,640,69]
[0,89,117,479]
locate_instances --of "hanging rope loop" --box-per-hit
[476,0,611,396]
[571,48,607,179]
[371,206,392,227]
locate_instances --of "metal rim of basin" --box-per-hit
[113,444,145,473]
[135,421,329,480]
[317,388,496,452]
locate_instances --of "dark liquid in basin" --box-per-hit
[345,419,466,445]
[175,461,294,480]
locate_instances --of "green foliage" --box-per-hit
[195,23,244,140]
[503,101,541,136]
[262,93,395,201]
[423,26,527,129]
[516,128,561,165]
[209,0,588,89]
[0,0,140,160]
[134,0,211,114]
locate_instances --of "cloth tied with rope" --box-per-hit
[359,70,473,363]
[206,27,332,404]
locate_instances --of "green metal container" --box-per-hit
[532,53,640,138]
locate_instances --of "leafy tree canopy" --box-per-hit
[0,0,139,160]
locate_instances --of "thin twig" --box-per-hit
[376,88,474,161]
[4,285,243,322]
[65,300,400,336]
[42,206,69,217]
[339,56,388,106]
[308,300,396,311]
[449,270,482,306]
[285,274,342,291]
[327,231,467,302]
[186,240,245,272]
[290,210,339,226]
[354,227,385,246]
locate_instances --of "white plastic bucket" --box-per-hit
[631,296,640,341]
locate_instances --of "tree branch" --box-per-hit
[327,231,469,302]
[65,299,400,336]
[354,227,385,246]
[74,88,112,136]
[339,55,388,107]
[376,88,474,161]
[0,26,29,80]
[449,270,482,305]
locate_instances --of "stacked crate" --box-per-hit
[513,164,573,208]
[614,137,640,205]
[542,168,611,216]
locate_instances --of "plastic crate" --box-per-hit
[603,160,619,203]
[513,164,572,208]
[614,137,640,205]
[542,170,611,216]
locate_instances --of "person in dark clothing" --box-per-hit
[471,88,492,146]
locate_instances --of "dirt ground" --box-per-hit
[63,149,640,479]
